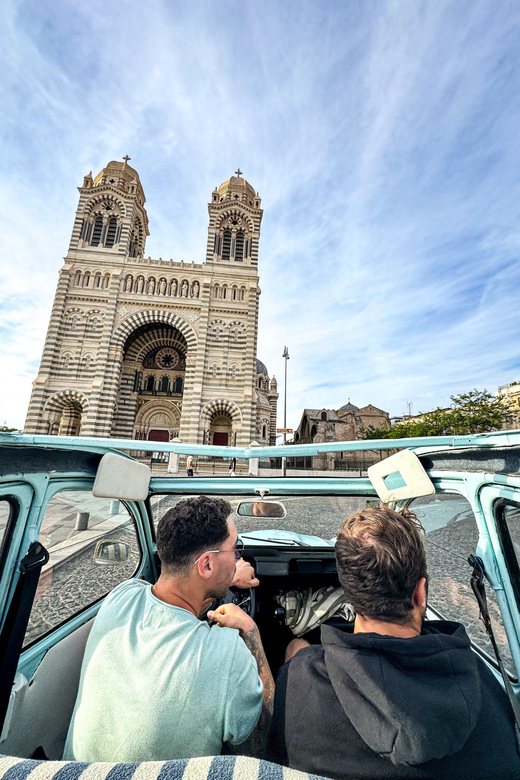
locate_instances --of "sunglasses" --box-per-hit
[192,538,244,566]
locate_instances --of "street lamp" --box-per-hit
[282,346,290,477]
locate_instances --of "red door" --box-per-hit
[148,430,169,442]
[213,432,229,446]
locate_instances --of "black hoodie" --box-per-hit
[271,621,520,780]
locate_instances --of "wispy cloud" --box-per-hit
[1,0,520,429]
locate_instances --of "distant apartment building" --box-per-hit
[497,381,520,428]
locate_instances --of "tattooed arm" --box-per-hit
[207,603,275,757]
[241,624,275,715]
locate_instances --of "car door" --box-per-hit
[477,483,520,681]
[0,467,157,760]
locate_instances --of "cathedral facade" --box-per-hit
[25,159,278,447]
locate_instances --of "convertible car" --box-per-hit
[0,431,519,780]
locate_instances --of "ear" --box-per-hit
[196,554,214,581]
[412,577,427,610]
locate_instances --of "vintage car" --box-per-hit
[0,431,519,780]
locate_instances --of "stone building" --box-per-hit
[25,159,277,446]
[293,402,390,444]
[290,402,390,470]
[497,381,520,429]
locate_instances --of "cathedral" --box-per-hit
[24,159,278,447]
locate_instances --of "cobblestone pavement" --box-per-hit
[27,491,515,675]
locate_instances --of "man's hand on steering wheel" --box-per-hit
[231,558,260,589]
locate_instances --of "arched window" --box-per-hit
[262,425,267,439]
[74,270,82,286]
[91,216,103,246]
[222,231,231,261]
[83,272,90,287]
[105,217,118,248]
[240,286,246,301]
[104,273,110,288]
[258,378,262,388]
[232,286,238,300]
[222,286,227,300]
[235,232,244,262]
[160,376,169,393]
[146,375,155,392]
[174,377,183,394]
[95,273,102,288]
[311,425,317,440]
[321,412,327,421]
[213,284,220,298]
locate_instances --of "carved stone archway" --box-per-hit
[200,399,242,446]
[43,390,90,435]
[134,400,181,440]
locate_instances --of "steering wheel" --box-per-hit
[200,586,256,623]
[226,585,256,618]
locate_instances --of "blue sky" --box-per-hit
[2,0,520,430]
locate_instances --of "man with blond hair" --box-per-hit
[272,506,519,779]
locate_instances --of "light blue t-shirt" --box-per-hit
[63,579,263,761]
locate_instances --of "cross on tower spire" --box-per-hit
[122,155,131,167]
[235,168,242,177]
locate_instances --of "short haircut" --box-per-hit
[335,506,427,625]
[156,496,232,577]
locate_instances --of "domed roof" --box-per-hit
[339,402,359,411]
[256,359,268,376]
[218,172,257,200]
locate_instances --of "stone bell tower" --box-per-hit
[71,157,149,258]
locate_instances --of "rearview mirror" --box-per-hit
[236,500,286,519]
[93,540,133,565]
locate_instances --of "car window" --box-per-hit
[0,498,12,551]
[24,491,141,648]
[495,503,520,612]
[409,493,515,676]
[0,498,15,576]
[150,494,375,540]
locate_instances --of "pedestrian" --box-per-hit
[228,457,237,477]
[186,455,194,477]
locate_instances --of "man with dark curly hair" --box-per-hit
[64,496,273,762]
[272,505,519,779]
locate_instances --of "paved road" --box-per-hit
[28,492,514,673]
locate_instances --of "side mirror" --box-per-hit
[93,452,151,501]
[93,540,133,565]
[367,449,435,503]
[236,500,286,519]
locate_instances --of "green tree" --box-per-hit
[363,390,512,440]
[0,422,18,433]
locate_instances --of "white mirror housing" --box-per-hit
[367,450,435,503]
[93,453,151,501]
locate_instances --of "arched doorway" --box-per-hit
[57,401,83,435]
[111,323,187,439]
[210,413,233,446]
[43,391,88,436]
[134,401,181,442]
[200,399,242,446]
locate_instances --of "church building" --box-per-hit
[24,159,278,446]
